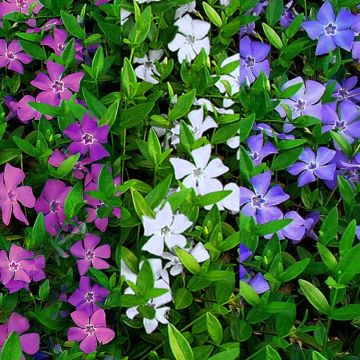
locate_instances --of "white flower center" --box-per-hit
[85,250,95,260]
[335,120,347,131]
[5,51,16,60]
[337,88,349,100]
[51,80,64,94]
[193,168,204,179]
[161,226,171,236]
[307,162,317,170]
[85,291,95,303]
[294,98,306,111]
[84,324,96,336]
[186,34,196,44]
[82,133,94,145]
[9,260,20,272]
[252,195,266,208]
[244,56,255,68]
[324,23,337,36]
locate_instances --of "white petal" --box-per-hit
[198,178,223,195]
[170,263,183,276]
[171,213,193,234]
[170,158,195,179]
[193,20,210,38]
[221,183,240,213]
[182,174,197,191]
[143,318,159,334]
[168,33,186,51]
[120,260,137,283]
[205,158,229,178]
[190,242,209,262]
[141,233,164,256]
[178,44,196,63]
[155,306,170,324]
[188,108,203,128]
[126,306,139,320]
[165,234,187,251]
[156,202,174,228]
[192,144,211,169]
[149,49,164,61]
[192,37,210,56]
[175,14,193,36]
[142,215,159,236]
[227,135,240,149]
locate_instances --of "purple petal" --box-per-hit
[316,35,336,56]
[317,1,335,24]
[333,30,354,51]
[316,147,335,165]
[47,60,64,82]
[251,171,271,196]
[19,333,39,355]
[80,334,97,354]
[84,234,100,251]
[314,164,336,180]
[68,327,87,341]
[248,273,270,294]
[302,20,324,40]
[95,327,115,345]
[8,313,29,334]
[70,310,89,328]
[298,170,316,187]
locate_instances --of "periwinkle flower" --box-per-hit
[16,95,47,122]
[275,77,325,120]
[0,40,32,74]
[1,0,42,16]
[67,309,115,354]
[0,313,40,357]
[240,171,289,224]
[280,1,296,28]
[302,1,357,56]
[31,60,84,106]
[288,147,336,187]
[34,179,71,236]
[70,233,111,275]
[64,114,110,162]
[133,50,164,84]
[330,76,360,104]
[246,133,277,165]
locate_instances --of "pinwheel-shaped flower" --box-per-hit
[133,50,164,84]
[0,40,32,74]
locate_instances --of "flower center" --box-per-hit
[335,120,347,131]
[9,260,20,272]
[85,291,95,303]
[161,226,171,236]
[49,200,60,213]
[251,152,259,160]
[51,80,64,93]
[57,43,65,51]
[252,195,266,208]
[82,133,94,145]
[7,189,17,203]
[324,23,337,36]
[337,88,349,100]
[345,169,358,182]
[308,162,317,170]
[294,98,306,111]
[145,60,153,69]
[16,0,28,9]
[193,168,204,178]
[244,56,255,68]
[186,34,196,44]
[85,250,95,261]
[84,324,96,336]
[5,51,16,60]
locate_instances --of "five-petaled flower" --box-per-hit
[0,40,32,74]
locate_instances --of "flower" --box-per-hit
[34,179,71,236]
[67,309,115,354]
[0,40,32,74]
[0,164,35,226]
[1,0,42,16]
[280,1,296,28]
[175,1,196,19]
[0,313,40,357]
[240,36,270,86]
[288,147,336,187]
[275,77,326,120]
[204,182,240,213]
[329,76,360,104]
[68,276,108,315]
[70,233,111,275]
[133,50,164,84]
[240,171,289,224]
[16,95,47,122]
[141,202,192,256]
[31,60,84,106]
[64,113,110,162]
[246,133,277,166]
[168,14,210,63]
[302,1,356,56]
[170,144,229,195]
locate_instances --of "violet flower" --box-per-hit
[1,0,42,17]
[288,147,336,187]
[280,1,296,28]
[68,276,108,315]
[0,40,32,74]
[246,133,277,165]
[70,233,111,275]
[26,18,63,33]
[0,164,35,226]
[67,309,115,354]
[4,96,17,120]
[240,35,270,85]
[16,95,49,122]
[302,1,356,56]
[352,14,360,62]
[31,60,84,106]
[64,114,110,162]
[330,76,360,104]
[240,171,289,224]
[0,313,40,357]
[34,179,71,236]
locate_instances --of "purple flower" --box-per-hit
[34,179,71,236]
[95,0,111,4]
[302,1,356,56]
[68,276,108,315]
[246,133,277,165]
[0,164,35,226]
[330,76,360,104]
[321,101,360,144]
[0,313,40,357]
[275,77,325,120]
[70,233,111,275]
[352,14,360,62]
[64,114,110,162]
[67,309,115,354]
[0,40,32,74]
[288,147,336,187]
[31,60,84,106]
[16,95,50,122]
[4,96,17,120]
[240,171,289,224]
[253,122,295,140]
[240,35,270,85]
[26,18,63,33]
[280,1,296,28]
[1,0,42,16]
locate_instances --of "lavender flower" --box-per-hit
[0,40,32,74]
[329,76,360,104]
[288,147,336,187]
[280,1,296,28]
[246,133,277,165]
[1,0,42,16]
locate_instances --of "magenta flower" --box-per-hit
[34,179,72,236]
[31,60,84,106]
[68,276,109,315]
[0,245,34,286]
[4,96,18,121]
[16,94,50,122]
[0,40,32,74]
[1,0,42,16]
[67,309,115,354]
[70,233,111,275]
[0,313,40,357]
[64,114,110,162]
[0,164,35,226]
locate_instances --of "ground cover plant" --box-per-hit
[0,0,241,359]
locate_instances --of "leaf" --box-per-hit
[271,148,302,170]
[254,219,292,236]
[29,101,61,117]
[118,102,155,130]
[312,351,328,360]
[12,136,39,157]
[330,304,360,321]
[195,190,232,207]
[92,46,104,79]
[239,280,260,306]
[64,182,83,220]
[279,258,309,282]
[174,247,200,275]
[208,348,240,360]
[132,188,155,219]
[262,22,283,49]
[212,123,239,144]
[317,243,337,271]
[99,100,119,128]
[337,242,360,284]
[168,90,196,121]
[147,128,162,165]
[137,260,154,295]
[38,279,50,300]
[60,11,85,39]
[338,175,355,205]
[206,313,223,345]
[145,174,172,209]
[319,206,338,245]
[330,131,352,157]
[98,22,121,45]
[56,153,80,177]
[299,279,330,315]
[0,331,22,360]
[265,0,284,26]
[82,88,107,120]
[339,219,356,258]
[168,324,193,360]
[174,288,193,310]
[121,58,138,99]
[27,212,46,249]
[202,2,222,27]
[285,14,304,38]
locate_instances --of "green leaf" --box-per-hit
[12,136,39,157]
[202,2,222,27]
[132,188,155,219]
[285,14,304,38]
[64,182,83,220]
[98,22,121,45]
[0,331,22,360]
[99,100,119,128]
[28,102,61,117]
[118,102,154,130]
[168,323,194,360]
[319,206,338,245]
[279,258,309,282]
[271,148,302,170]
[262,22,283,49]
[330,131,352,157]
[206,313,223,345]
[337,242,360,284]
[317,243,337,271]
[338,175,355,205]
[88,268,109,289]
[339,219,356,258]
[148,128,162,165]
[27,212,46,249]
[38,279,50,300]
[60,10,85,39]
[265,0,284,26]
[254,219,292,236]
[137,260,154,295]
[330,304,360,321]
[82,88,107,120]
[56,153,80,177]
[195,190,231,207]
[239,280,260,306]
[145,175,172,209]
[19,40,46,60]
[312,351,327,360]
[174,247,200,275]
[92,46,104,79]
[208,348,240,360]
[121,58,138,99]
[174,288,193,310]
[299,279,330,315]
[168,90,196,121]
[212,123,239,144]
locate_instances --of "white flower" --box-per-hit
[170,144,229,195]
[141,202,193,256]
[204,182,240,213]
[175,1,196,19]
[168,14,210,63]
[136,0,161,3]
[133,50,164,84]
[161,242,210,276]
[226,130,240,159]
[194,98,235,114]
[121,9,131,25]
[220,0,231,6]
